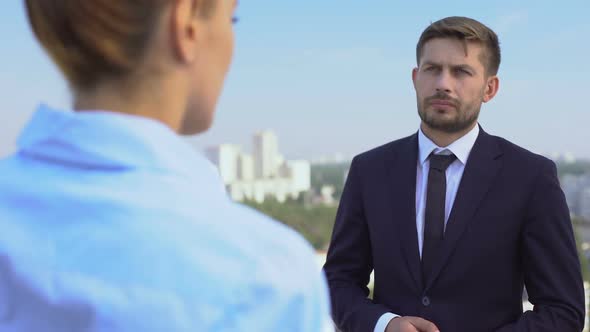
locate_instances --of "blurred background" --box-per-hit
[1,0,589,327]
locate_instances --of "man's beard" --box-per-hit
[417,92,481,133]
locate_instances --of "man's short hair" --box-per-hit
[416,16,501,76]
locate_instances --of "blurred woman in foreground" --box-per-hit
[0,1,331,331]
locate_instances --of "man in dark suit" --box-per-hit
[323,16,585,332]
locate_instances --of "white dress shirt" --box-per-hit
[374,124,480,332]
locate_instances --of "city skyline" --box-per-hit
[206,130,312,203]
[1,1,589,160]
[199,129,590,164]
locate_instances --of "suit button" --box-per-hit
[422,296,431,306]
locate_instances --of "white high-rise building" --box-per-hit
[238,154,255,181]
[253,130,279,179]
[205,144,240,184]
[205,131,313,203]
[288,160,311,192]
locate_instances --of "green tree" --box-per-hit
[556,161,590,177]
[243,197,337,250]
[311,163,350,200]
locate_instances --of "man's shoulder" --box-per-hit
[488,133,554,169]
[352,132,417,165]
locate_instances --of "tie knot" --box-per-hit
[429,153,457,172]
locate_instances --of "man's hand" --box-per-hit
[385,316,440,332]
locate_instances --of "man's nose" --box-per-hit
[434,70,452,94]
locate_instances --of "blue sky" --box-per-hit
[1,1,589,160]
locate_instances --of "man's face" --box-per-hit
[412,38,496,134]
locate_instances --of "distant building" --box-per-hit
[206,131,311,203]
[549,152,577,164]
[580,188,590,221]
[286,160,311,192]
[253,130,279,179]
[205,144,240,184]
[238,154,255,181]
[228,178,302,203]
[560,173,590,221]
[315,185,336,206]
[562,174,583,214]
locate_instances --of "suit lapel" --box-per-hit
[424,128,503,290]
[385,133,423,291]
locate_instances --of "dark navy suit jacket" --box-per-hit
[323,128,585,332]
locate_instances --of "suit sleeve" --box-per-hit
[322,157,393,332]
[495,159,585,332]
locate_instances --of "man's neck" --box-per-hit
[420,122,477,147]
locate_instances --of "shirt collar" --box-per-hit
[418,124,480,166]
[17,104,221,184]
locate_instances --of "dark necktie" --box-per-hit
[422,153,457,283]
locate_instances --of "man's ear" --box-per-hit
[483,75,499,103]
[412,67,419,89]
